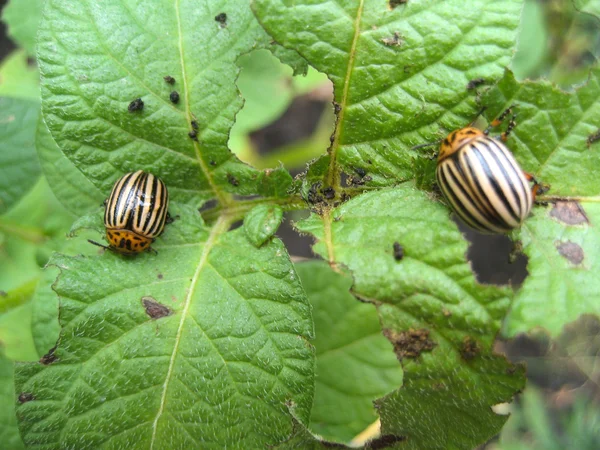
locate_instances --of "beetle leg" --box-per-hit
[523,172,549,202]
[484,104,517,135]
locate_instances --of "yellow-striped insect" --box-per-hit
[90,170,170,254]
[421,107,543,233]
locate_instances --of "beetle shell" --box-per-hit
[104,170,169,254]
[436,127,532,233]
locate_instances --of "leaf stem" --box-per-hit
[201,195,306,223]
[0,219,47,244]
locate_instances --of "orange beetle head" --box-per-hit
[106,229,153,255]
[438,127,485,161]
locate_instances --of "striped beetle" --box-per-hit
[89,170,170,254]
[418,107,544,233]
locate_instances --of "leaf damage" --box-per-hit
[555,241,585,265]
[141,296,172,319]
[383,328,436,361]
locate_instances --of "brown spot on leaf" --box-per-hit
[393,242,404,261]
[157,273,163,280]
[142,296,172,319]
[550,201,589,225]
[39,345,58,365]
[383,328,436,361]
[556,241,584,265]
[466,78,485,90]
[381,32,403,47]
[18,392,35,403]
[460,336,481,361]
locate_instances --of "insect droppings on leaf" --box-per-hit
[128,98,144,112]
[393,242,403,261]
[191,120,199,130]
[188,130,198,140]
[169,91,180,104]
[323,187,335,199]
[163,75,175,85]
[18,393,35,404]
[466,78,485,90]
[157,273,163,279]
[383,328,436,361]
[39,345,58,365]
[587,129,600,148]
[227,173,240,187]
[389,0,408,8]
[215,12,227,26]
[209,160,217,166]
[550,201,589,225]
[556,241,584,265]
[381,32,403,47]
[460,336,480,361]
[142,296,171,319]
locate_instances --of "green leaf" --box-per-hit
[0,351,25,450]
[37,0,297,206]
[0,50,40,100]
[244,204,283,247]
[254,0,523,188]
[483,68,600,196]
[0,97,41,214]
[481,69,600,336]
[16,206,314,448]
[296,185,525,449]
[504,201,600,337]
[36,118,105,215]
[1,0,44,56]
[296,261,403,443]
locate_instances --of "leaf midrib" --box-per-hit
[149,215,229,449]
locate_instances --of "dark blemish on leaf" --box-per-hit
[366,159,372,164]
[389,0,408,8]
[0,290,6,297]
[354,166,366,178]
[403,64,413,73]
[215,12,227,26]
[39,345,58,365]
[556,241,584,265]
[460,336,480,361]
[466,78,486,90]
[191,120,199,130]
[163,75,175,85]
[142,296,172,319]
[550,201,589,225]
[157,273,164,280]
[227,173,239,187]
[128,98,144,112]
[188,130,198,140]
[333,102,341,114]
[169,91,180,104]
[308,182,323,204]
[26,56,36,66]
[587,129,600,148]
[18,392,35,404]
[393,242,403,261]
[383,328,436,361]
[381,32,403,47]
[366,434,406,449]
[323,187,335,199]
[209,160,217,166]
[509,240,523,264]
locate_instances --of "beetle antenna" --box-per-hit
[88,239,110,251]
[411,139,442,151]
[469,106,488,127]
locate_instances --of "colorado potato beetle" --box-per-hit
[89,170,169,254]
[419,107,543,233]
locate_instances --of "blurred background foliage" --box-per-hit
[0,0,599,448]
